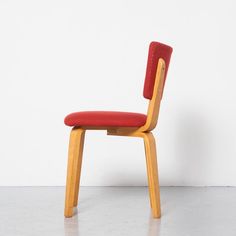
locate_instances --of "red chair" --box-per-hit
[64,41,173,218]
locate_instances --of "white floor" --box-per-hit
[0,187,236,236]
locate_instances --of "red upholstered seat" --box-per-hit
[64,111,147,127]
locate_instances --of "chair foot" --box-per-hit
[64,207,73,218]
[153,210,161,218]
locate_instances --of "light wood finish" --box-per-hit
[142,132,161,217]
[64,127,85,217]
[64,58,165,218]
[106,130,161,217]
[73,129,85,207]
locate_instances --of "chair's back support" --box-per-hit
[143,42,173,100]
[141,42,173,131]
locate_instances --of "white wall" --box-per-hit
[0,0,236,186]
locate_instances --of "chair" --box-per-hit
[64,41,173,218]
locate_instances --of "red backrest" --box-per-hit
[143,41,173,99]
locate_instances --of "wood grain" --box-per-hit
[64,128,85,217]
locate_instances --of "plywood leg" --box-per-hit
[144,143,153,209]
[73,130,85,207]
[64,127,85,217]
[143,132,161,218]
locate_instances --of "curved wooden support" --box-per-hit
[107,129,161,218]
[139,58,166,132]
[64,127,85,217]
[142,132,161,218]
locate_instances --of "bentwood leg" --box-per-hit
[64,127,85,217]
[143,138,153,209]
[73,130,85,207]
[143,132,161,218]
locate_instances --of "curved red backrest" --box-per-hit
[143,41,173,99]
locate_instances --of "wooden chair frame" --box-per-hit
[64,58,166,218]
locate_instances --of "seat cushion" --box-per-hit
[64,111,147,127]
